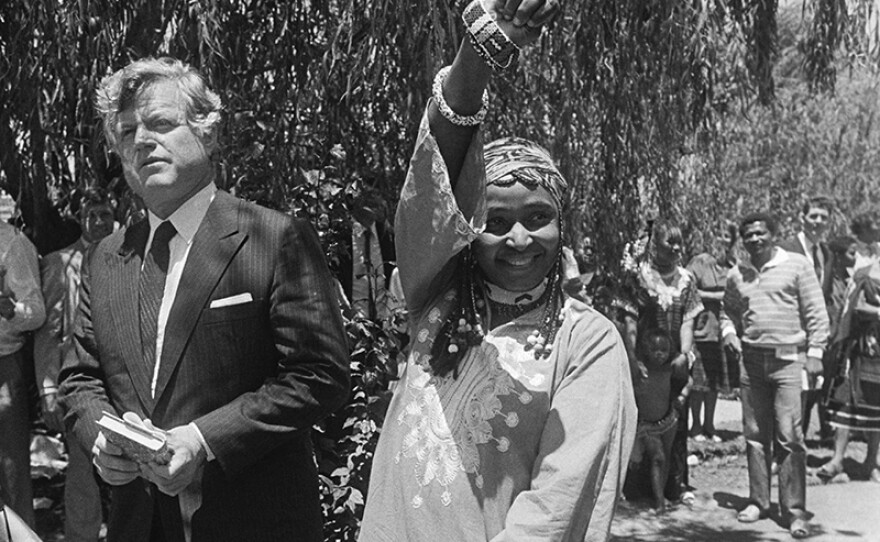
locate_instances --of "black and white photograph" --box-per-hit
[2,0,880,540]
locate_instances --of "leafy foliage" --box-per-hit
[5,0,880,538]
[686,66,880,248]
[315,310,405,541]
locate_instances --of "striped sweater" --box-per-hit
[720,247,829,359]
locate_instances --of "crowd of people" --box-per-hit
[1,1,878,541]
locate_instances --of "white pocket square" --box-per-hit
[209,293,253,308]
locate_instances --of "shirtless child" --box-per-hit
[631,327,691,512]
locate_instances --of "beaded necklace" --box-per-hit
[637,261,690,311]
[484,279,551,321]
[429,248,565,377]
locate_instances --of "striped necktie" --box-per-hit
[139,221,177,370]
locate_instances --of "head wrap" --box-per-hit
[484,137,568,209]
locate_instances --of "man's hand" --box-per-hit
[142,424,207,497]
[805,355,823,378]
[39,391,65,434]
[0,292,15,320]
[92,431,141,486]
[723,333,742,356]
[486,0,560,48]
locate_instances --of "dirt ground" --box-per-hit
[611,399,880,542]
[29,399,879,541]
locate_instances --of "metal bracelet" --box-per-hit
[462,0,520,71]
[432,66,489,126]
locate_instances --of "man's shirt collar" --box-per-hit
[798,231,816,253]
[147,182,217,243]
[745,246,788,273]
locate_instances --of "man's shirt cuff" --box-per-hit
[808,347,824,360]
[721,322,737,339]
[188,422,215,462]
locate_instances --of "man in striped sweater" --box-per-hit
[721,211,829,539]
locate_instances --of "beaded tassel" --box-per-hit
[522,251,565,360]
[430,249,485,378]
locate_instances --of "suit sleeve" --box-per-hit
[194,217,350,475]
[798,262,830,356]
[34,252,67,394]
[58,245,116,452]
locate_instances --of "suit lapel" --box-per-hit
[153,193,246,402]
[107,221,156,411]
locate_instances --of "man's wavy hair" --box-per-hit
[95,57,222,149]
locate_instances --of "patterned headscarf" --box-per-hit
[426,138,569,377]
[484,137,569,210]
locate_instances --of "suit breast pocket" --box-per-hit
[199,299,264,324]
[197,299,272,386]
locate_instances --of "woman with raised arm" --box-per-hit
[358,2,637,541]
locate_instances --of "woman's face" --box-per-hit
[653,231,682,268]
[714,228,735,258]
[474,181,560,292]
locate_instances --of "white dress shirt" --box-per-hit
[797,231,824,281]
[144,182,217,398]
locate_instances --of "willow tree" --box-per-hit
[0,0,873,254]
[3,0,880,537]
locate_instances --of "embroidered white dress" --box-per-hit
[358,110,637,542]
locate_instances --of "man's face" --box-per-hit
[82,203,115,243]
[474,182,560,292]
[115,81,215,218]
[802,205,831,243]
[742,221,775,262]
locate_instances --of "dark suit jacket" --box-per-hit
[59,191,349,542]
[777,235,834,297]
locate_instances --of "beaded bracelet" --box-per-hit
[432,66,489,126]
[462,0,520,71]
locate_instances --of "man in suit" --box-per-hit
[58,57,350,542]
[777,195,834,289]
[777,195,833,441]
[35,187,117,542]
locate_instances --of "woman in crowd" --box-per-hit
[626,220,703,505]
[850,211,880,269]
[358,1,637,540]
[686,222,738,442]
[818,241,880,483]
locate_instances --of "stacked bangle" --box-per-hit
[432,66,489,126]
[462,0,520,71]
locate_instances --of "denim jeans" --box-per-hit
[740,344,806,519]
